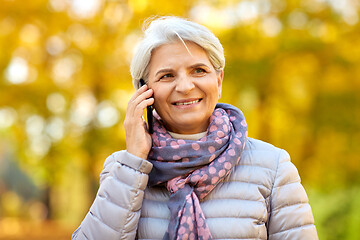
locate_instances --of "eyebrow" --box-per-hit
[155,68,173,77]
[154,63,212,77]
[189,63,211,69]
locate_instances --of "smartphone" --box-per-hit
[139,79,154,134]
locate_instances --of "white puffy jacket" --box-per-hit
[72,138,318,240]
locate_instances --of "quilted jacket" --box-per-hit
[72,137,318,239]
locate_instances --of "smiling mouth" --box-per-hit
[173,99,202,106]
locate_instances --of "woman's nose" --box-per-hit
[175,75,195,94]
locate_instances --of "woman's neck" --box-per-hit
[168,131,207,140]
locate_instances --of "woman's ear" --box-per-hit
[217,70,224,99]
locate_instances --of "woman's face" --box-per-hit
[147,41,223,134]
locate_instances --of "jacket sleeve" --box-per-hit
[72,150,153,240]
[267,149,318,240]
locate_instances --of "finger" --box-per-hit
[137,88,154,103]
[128,84,148,103]
[127,88,153,113]
[133,97,154,117]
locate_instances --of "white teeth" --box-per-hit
[175,99,200,106]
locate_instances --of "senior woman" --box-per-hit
[72,16,318,240]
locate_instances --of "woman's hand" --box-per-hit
[124,85,154,160]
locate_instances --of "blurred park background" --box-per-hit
[0,0,359,239]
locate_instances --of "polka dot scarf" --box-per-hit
[148,103,248,240]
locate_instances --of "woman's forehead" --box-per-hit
[149,41,211,69]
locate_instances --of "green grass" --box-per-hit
[308,185,360,240]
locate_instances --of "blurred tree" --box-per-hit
[0,0,359,239]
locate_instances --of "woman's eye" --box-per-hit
[194,68,206,74]
[160,73,173,80]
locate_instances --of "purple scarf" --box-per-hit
[148,103,248,240]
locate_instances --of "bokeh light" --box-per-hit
[1,0,359,239]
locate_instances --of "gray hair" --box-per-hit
[130,16,225,89]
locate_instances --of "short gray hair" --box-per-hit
[130,16,225,89]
